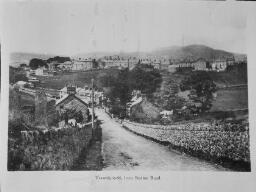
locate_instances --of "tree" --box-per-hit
[180,71,216,112]
[47,56,71,63]
[29,58,48,70]
[92,59,99,69]
[14,73,28,83]
[19,63,27,68]
[9,67,28,84]
[99,66,162,118]
[129,65,162,95]
[165,96,186,111]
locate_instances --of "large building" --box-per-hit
[192,58,208,71]
[57,61,73,71]
[210,59,227,71]
[167,57,237,73]
[72,59,93,71]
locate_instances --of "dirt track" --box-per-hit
[96,109,227,171]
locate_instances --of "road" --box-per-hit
[95,109,228,171]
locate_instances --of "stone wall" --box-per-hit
[122,120,250,169]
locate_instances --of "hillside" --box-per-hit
[75,44,243,61]
[150,44,236,60]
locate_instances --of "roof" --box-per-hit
[55,94,89,106]
[160,110,173,115]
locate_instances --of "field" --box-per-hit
[37,69,119,90]
[210,87,248,112]
[208,70,247,87]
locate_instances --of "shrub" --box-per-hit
[8,125,93,171]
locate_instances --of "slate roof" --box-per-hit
[55,94,89,107]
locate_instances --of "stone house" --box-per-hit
[192,58,207,71]
[72,59,93,71]
[55,93,90,123]
[210,59,227,71]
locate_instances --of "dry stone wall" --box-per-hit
[122,120,250,164]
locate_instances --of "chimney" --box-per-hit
[67,84,76,95]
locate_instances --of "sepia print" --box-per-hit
[6,1,250,172]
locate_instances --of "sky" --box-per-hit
[2,0,248,56]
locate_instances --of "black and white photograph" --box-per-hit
[3,0,252,173]
[2,0,256,192]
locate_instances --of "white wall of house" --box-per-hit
[168,65,178,73]
[35,68,44,76]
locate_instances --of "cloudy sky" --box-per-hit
[2,0,248,55]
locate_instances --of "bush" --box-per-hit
[100,66,162,118]
[9,68,28,84]
[8,125,93,171]
[29,58,48,70]
[180,71,217,112]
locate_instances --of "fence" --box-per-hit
[122,120,250,171]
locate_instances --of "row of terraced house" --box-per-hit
[44,55,238,73]
[167,57,236,73]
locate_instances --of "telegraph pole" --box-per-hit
[91,78,95,130]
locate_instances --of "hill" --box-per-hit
[150,44,236,60]
[74,51,148,59]
[75,44,244,61]
[10,52,56,67]
[11,45,246,67]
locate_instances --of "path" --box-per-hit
[96,109,228,171]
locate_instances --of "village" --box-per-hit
[11,52,246,123]
[2,1,255,192]
[18,54,241,78]
[8,46,250,172]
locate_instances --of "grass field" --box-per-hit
[37,69,119,90]
[208,70,247,87]
[210,87,248,112]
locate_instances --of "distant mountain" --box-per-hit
[11,45,246,67]
[10,52,55,67]
[75,45,244,61]
[150,44,236,60]
[74,51,148,59]
[74,52,116,59]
